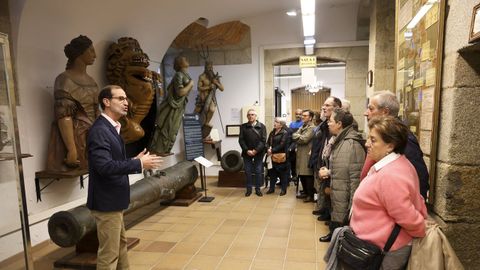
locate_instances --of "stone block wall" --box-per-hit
[434,0,480,267]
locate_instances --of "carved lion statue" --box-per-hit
[106,37,163,143]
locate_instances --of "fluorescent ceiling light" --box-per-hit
[406,2,434,29]
[301,0,315,37]
[286,10,297,16]
[302,14,315,37]
[304,37,316,45]
[301,0,315,15]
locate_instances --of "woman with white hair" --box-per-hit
[266,117,289,195]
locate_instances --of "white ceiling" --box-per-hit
[201,0,362,24]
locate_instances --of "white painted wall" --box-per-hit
[3,0,362,259]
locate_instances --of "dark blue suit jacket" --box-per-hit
[86,116,142,212]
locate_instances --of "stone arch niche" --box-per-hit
[264,46,369,130]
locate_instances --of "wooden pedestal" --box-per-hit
[53,237,139,269]
[217,170,246,187]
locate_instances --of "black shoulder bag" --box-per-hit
[337,224,401,270]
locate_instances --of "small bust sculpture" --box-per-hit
[46,35,99,172]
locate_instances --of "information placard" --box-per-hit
[182,114,204,161]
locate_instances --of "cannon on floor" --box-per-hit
[48,161,198,247]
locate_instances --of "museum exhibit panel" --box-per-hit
[0,32,33,269]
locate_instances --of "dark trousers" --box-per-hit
[243,155,264,191]
[269,163,288,192]
[299,175,314,198]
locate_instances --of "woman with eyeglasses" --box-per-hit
[348,116,427,269]
[266,117,289,195]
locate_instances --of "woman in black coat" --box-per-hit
[266,117,289,195]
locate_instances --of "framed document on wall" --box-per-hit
[469,3,480,43]
[226,125,241,137]
[394,0,447,203]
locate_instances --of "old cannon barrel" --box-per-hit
[48,161,198,247]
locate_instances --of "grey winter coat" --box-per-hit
[292,122,315,176]
[328,125,366,223]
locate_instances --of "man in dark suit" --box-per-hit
[87,85,162,270]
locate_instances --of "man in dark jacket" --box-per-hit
[239,108,267,197]
[87,85,162,269]
[362,90,429,200]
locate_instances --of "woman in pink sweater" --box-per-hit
[350,116,427,269]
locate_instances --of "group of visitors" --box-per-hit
[239,91,431,269]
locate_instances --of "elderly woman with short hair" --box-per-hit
[349,116,427,269]
[266,117,289,195]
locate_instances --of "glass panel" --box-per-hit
[395,0,445,202]
[0,35,29,269]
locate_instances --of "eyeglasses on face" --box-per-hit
[247,113,256,116]
[111,96,128,102]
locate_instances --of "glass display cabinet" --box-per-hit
[394,0,446,203]
[0,33,34,269]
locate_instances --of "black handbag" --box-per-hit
[337,224,401,270]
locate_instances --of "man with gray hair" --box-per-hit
[239,108,267,197]
[362,90,429,200]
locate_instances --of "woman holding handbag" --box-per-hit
[345,116,428,269]
[266,117,289,196]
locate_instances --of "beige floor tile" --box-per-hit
[216,257,252,270]
[208,233,236,244]
[147,223,174,231]
[167,223,196,233]
[182,231,213,243]
[184,255,222,270]
[156,232,187,242]
[130,264,154,270]
[251,259,284,270]
[216,225,242,234]
[225,245,257,260]
[317,260,327,270]
[245,219,269,228]
[223,218,247,226]
[284,261,317,270]
[132,240,153,251]
[255,247,286,261]
[169,241,203,255]
[286,248,316,263]
[152,253,192,270]
[197,242,230,256]
[264,228,290,238]
[128,251,164,265]
[137,230,164,241]
[259,236,289,249]
[231,238,262,248]
[288,237,316,250]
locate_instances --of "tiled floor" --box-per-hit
[3,178,330,270]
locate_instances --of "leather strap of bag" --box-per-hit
[383,224,401,252]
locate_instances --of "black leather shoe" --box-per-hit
[312,209,326,215]
[319,233,332,242]
[317,214,331,221]
[279,190,287,196]
[255,190,263,197]
[245,190,252,197]
[303,196,314,203]
[324,221,330,226]
[296,193,307,199]
[266,189,274,194]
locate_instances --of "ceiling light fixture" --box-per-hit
[286,10,297,16]
[301,0,316,54]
